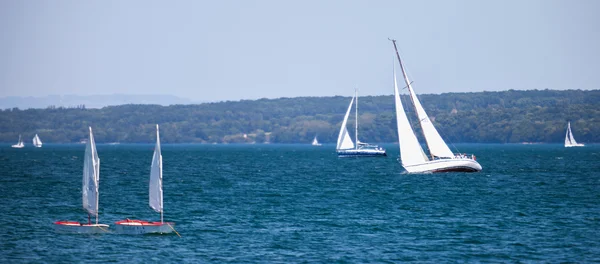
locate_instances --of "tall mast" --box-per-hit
[389,38,433,158]
[355,88,358,149]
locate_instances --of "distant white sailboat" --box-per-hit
[311,136,322,146]
[54,127,109,233]
[32,134,42,148]
[114,124,175,234]
[564,122,584,147]
[336,89,386,157]
[11,134,24,148]
[390,39,481,173]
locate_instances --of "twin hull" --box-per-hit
[403,158,482,173]
[53,222,110,234]
[114,220,174,234]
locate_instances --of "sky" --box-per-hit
[1,0,599,102]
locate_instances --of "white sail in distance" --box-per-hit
[149,124,163,215]
[82,127,100,218]
[337,96,355,150]
[33,134,42,147]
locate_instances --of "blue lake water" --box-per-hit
[1,143,599,262]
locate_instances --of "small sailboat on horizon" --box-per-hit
[564,122,584,147]
[11,134,24,148]
[336,89,386,157]
[54,127,109,233]
[33,134,42,148]
[311,136,322,146]
[114,124,175,234]
[390,38,481,173]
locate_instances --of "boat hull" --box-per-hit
[565,144,585,147]
[54,221,110,233]
[403,158,482,173]
[337,148,387,157]
[114,219,174,234]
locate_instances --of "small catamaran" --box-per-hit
[114,124,175,234]
[564,122,584,147]
[11,134,24,148]
[390,39,481,173]
[54,127,109,233]
[336,89,386,157]
[33,134,43,148]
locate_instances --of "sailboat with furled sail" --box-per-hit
[114,124,175,234]
[54,127,109,233]
[336,89,386,157]
[390,39,481,173]
[11,134,24,148]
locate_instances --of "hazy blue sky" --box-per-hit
[1,0,599,102]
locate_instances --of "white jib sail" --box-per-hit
[337,96,356,150]
[394,62,428,165]
[149,124,163,214]
[82,127,100,217]
[398,57,454,159]
[568,123,578,145]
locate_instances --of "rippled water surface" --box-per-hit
[1,143,599,263]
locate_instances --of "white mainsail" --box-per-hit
[393,61,429,165]
[149,124,164,222]
[33,134,42,147]
[82,127,100,223]
[337,96,355,150]
[397,56,454,159]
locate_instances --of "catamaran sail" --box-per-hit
[11,134,24,148]
[564,122,584,147]
[336,90,386,157]
[54,127,109,233]
[33,134,42,147]
[149,124,164,221]
[390,38,481,173]
[114,124,174,234]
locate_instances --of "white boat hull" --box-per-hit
[337,148,387,157]
[565,144,585,147]
[54,221,110,234]
[114,220,174,234]
[403,158,482,173]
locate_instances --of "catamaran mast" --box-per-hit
[355,88,358,150]
[389,38,434,158]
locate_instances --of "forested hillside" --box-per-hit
[1,89,599,144]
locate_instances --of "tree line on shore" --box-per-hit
[1,89,598,144]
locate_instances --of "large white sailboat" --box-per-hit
[32,134,43,148]
[11,134,24,148]
[336,89,386,157]
[390,39,481,173]
[54,127,109,233]
[564,122,584,147]
[114,124,175,234]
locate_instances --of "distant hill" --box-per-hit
[0,89,598,144]
[0,94,196,109]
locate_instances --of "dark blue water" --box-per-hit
[1,143,599,262]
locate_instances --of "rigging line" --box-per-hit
[167,223,181,237]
